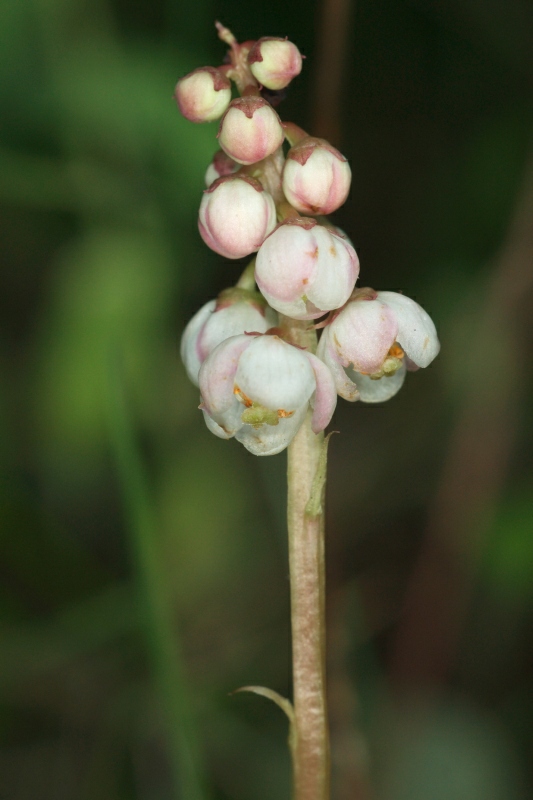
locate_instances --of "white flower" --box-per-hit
[199,333,337,455]
[255,218,359,320]
[317,288,440,402]
[181,291,277,386]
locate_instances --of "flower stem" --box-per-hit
[284,318,330,800]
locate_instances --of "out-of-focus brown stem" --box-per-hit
[390,153,533,688]
[284,318,330,800]
[312,0,354,143]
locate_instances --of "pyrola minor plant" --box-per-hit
[176,23,439,800]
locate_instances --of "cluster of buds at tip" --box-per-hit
[176,25,440,455]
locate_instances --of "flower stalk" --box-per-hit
[284,317,330,800]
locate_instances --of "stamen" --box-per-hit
[388,344,404,359]
[234,385,253,407]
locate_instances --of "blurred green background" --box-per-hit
[1,0,533,797]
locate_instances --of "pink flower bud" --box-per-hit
[180,292,277,385]
[174,67,231,123]
[199,333,337,455]
[218,96,284,165]
[282,137,352,215]
[255,218,359,319]
[317,289,440,402]
[247,37,303,90]
[198,175,277,259]
[204,149,239,187]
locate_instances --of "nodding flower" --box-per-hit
[199,333,337,455]
[317,289,440,403]
[255,217,359,320]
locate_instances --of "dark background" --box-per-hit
[1,0,533,797]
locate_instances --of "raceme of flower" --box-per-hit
[175,24,440,455]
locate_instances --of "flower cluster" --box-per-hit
[176,24,440,456]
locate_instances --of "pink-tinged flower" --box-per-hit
[218,96,284,165]
[180,291,277,386]
[199,334,337,455]
[316,288,440,402]
[255,218,359,320]
[247,37,303,90]
[204,149,239,187]
[174,67,232,123]
[282,137,351,215]
[198,175,277,259]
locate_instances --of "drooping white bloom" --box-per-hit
[180,291,277,385]
[255,217,359,320]
[199,333,337,455]
[316,288,440,402]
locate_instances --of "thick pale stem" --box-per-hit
[284,318,330,800]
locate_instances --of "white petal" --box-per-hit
[202,409,233,439]
[304,352,337,433]
[180,299,216,386]
[306,229,359,312]
[317,330,359,402]
[199,302,271,357]
[378,291,440,368]
[330,298,398,374]
[235,336,315,411]
[199,334,252,421]
[235,403,307,456]
[255,224,319,305]
[348,362,406,403]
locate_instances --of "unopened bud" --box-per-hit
[218,96,284,165]
[204,149,239,187]
[283,137,351,215]
[198,175,277,259]
[255,218,359,319]
[248,37,303,91]
[174,67,232,123]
